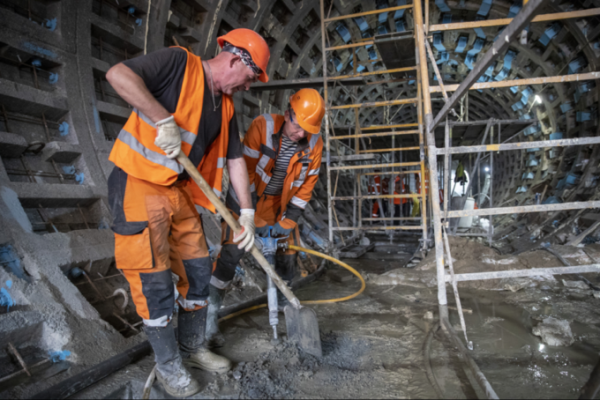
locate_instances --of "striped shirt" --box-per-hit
[264,136,297,196]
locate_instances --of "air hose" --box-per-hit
[219,245,366,322]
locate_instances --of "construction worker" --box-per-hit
[370,170,382,218]
[393,175,410,225]
[381,176,390,217]
[105,29,270,397]
[206,88,325,347]
[393,179,401,226]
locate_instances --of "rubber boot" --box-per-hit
[178,307,232,374]
[144,322,201,398]
[205,285,226,348]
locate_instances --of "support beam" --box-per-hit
[429,72,600,93]
[436,136,600,155]
[324,4,413,23]
[329,161,421,171]
[331,194,421,200]
[332,226,422,231]
[445,264,600,282]
[325,154,376,163]
[330,129,419,140]
[252,77,364,91]
[446,201,600,218]
[330,67,415,81]
[429,8,600,32]
[331,97,418,110]
[430,0,547,129]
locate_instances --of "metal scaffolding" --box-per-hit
[417,0,600,398]
[319,0,429,244]
[321,0,600,397]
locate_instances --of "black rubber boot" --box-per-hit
[178,307,232,374]
[144,322,201,398]
[205,285,226,348]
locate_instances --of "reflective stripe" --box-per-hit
[256,167,271,184]
[143,314,171,327]
[257,154,270,169]
[134,108,156,128]
[210,275,231,289]
[134,109,196,146]
[244,145,260,159]
[180,128,196,146]
[309,134,319,150]
[249,182,256,192]
[217,157,226,169]
[213,188,221,197]
[291,196,307,209]
[308,168,320,176]
[117,129,183,174]
[177,298,208,310]
[263,114,274,149]
[298,165,307,181]
[292,180,303,187]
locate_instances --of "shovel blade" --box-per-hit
[284,305,322,358]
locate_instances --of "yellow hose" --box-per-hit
[219,245,366,321]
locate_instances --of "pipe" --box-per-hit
[423,322,446,399]
[219,245,366,321]
[439,306,499,399]
[217,259,327,319]
[35,248,355,399]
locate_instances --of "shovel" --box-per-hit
[177,153,322,357]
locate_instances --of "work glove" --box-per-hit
[154,116,181,159]
[272,218,296,236]
[254,215,269,236]
[234,209,255,252]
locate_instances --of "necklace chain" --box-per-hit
[204,61,222,112]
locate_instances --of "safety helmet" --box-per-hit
[289,89,326,134]
[217,29,270,83]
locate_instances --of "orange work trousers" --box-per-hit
[211,194,300,289]
[108,167,212,327]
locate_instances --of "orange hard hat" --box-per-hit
[217,28,270,83]
[289,89,325,134]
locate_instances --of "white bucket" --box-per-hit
[458,197,475,228]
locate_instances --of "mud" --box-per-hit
[71,243,600,399]
[217,334,377,399]
[368,236,600,291]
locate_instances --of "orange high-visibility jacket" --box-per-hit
[108,47,234,213]
[242,114,323,217]
[370,175,381,194]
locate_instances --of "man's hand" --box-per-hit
[234,209,255,252]
[272,219,296,236]
[154,116,181,159]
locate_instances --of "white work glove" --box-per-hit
[234,209,255,252]
[154,116,181,159]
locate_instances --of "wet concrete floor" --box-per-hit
[77,251,600,399]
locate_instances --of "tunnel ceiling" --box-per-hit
[0,0,598,235]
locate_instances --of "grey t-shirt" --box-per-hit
[123,47,243,180]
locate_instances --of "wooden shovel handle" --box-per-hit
[177,153,301,308]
